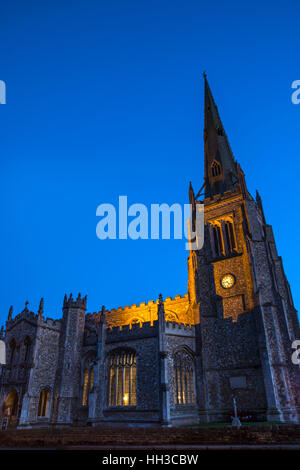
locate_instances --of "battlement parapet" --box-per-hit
[165,321,195,337]
[165,294,189,302]
[86,311,101,322]
[38,316,62,331]
[106,293,189,315]
[63,293,87,310]
[106,320,158,343]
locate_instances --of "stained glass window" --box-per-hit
[174,350,195,405]
[108,350,136,407]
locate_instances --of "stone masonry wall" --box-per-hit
[19,318,61,426]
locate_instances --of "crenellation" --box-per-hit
[41,317,62,331]
[165,321,195,336]
[63,292,87,310]
[103,293,192,329]
[86,312,101,321]
[105,320,159,345]
[105,294,190,315]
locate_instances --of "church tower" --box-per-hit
[188,75,300,423]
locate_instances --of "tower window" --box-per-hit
[173,349,195,405]
[225,221,236,253]
[108,350,136,407]
[38,389,50,417]
[209,219,236,258]
[211,160,222,178]
[212,224,223,256]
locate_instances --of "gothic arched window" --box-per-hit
[38,389,50,417]
[3,390,18,417]
[224,220,236,253]
[24,337,31,362]
[108,350,136,407]
[82,356,95,406]
[211,160,222,178]
[9,339,16,365]
[173,349,195,405]
[212,224,223,256]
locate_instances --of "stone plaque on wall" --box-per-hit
[229,376,247,389]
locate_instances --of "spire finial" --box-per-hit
[100,305,106,324]
[38,298,44,316]
[256,189,266,224]
[157,294,166,326]
[8,306,13,320]
[189,181,195,201]
[203,70,207,79]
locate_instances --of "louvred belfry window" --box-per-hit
[212,224,223,256]
[108,350,136,407]
[225,220,236,252]
[209,218,236,258]
[211,160,222,177]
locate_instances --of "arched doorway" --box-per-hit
[2,390,18,428]
[38,389,50,417]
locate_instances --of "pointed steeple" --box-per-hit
[203,74,239,198]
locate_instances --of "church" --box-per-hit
[0,76,299,429]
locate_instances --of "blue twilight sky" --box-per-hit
[0,0,299,325]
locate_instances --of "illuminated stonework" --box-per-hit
[87,293,194,329]
[0,77,299,429]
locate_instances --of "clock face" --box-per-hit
[221,273,235,289]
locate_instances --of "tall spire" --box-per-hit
[203,74,239,198]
